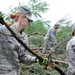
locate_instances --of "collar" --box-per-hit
[10,24,26,38]
[10,24,21,37]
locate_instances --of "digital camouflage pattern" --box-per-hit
[66,37,75,75]
[0,24,36,75]
[42,26,57,53]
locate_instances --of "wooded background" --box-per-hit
[0,0,73,75]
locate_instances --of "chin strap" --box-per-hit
[0,17,65,75]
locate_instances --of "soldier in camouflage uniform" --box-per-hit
[66,24,75,75]
[42,23,59,54]
[0,6,36,75]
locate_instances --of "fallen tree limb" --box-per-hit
[0,17,65,75]
[28,32,45,37]
[52,59,67,64]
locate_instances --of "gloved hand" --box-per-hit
[42,58,48,66]
[35,58,48,66]
[35,58,39,63]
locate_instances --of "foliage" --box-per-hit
[56,26,72,54]
[4,0,50,34]
[21,63,54,75]
[24,20,49,34]
[25,25,71,75]
[58,18,71,26]
[57,14,72,26]
[23,0,50,34]
[0,0,72,75]
[21,63,68,75]
[26,0,49,19]
[29,35,44,48]
[0,12,5,18]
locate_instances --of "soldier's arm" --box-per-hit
[18,33,36,64]
[50,29,56,44]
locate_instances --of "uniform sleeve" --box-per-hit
[18,33,36,64]
[50,28,56,45]
[0,26,5,52]
[17,46,36,64]
[19,51,36,64]
[45,28,52,39]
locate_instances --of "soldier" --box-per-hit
[0,6,37,75]
[42,23,60,54]
[66,24,75,75]
[0,6,49,75]
[0,6,36,75]
[0,6,48,75]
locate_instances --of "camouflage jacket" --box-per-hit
[44,27,57,46]
[0,24,36,75]
[66,36,75,74]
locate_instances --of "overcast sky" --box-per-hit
[0,0,75,25]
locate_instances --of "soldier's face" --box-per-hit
[20,15,30,29]
[72,30,75,36]
[54,25,59,29]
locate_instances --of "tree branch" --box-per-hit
[0,17,65,75]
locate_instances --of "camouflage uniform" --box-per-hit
[42,26,57,53]
[66,37,75,75]
[66,24,75,75]
[0,25,36,75]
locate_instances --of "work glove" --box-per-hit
[35,58,39,63]
[35,58,48,66]
[42,58,48,66]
